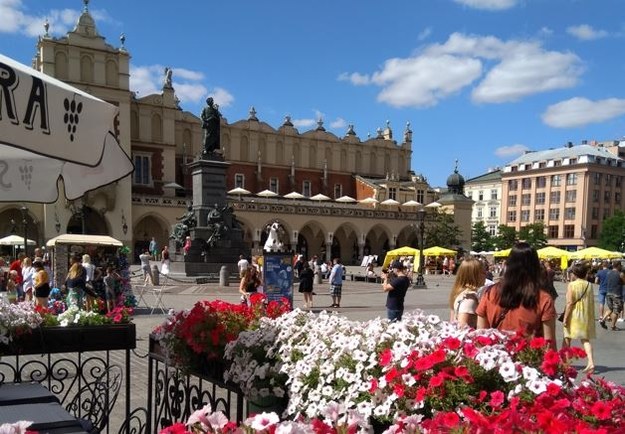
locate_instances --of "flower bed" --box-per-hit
[165,309,625,433]
[152,294,290,377]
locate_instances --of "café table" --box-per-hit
[0,382,88,434]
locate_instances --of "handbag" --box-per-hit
[558,282,590,323]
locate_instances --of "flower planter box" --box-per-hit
[1,324,136,355]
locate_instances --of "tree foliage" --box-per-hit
[494,225,517,250]
[518,222,548,249]
[471,221,493,252]
[599,211,625,251]
[424,211,462,249]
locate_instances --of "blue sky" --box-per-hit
[1,0,624,186]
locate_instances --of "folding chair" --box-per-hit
[149,273,170,315]
[135,284,151,309]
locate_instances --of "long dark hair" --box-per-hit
[499,242,543,309]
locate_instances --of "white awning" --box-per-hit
[46,234,123,247]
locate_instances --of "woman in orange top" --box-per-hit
[476,242,557,349]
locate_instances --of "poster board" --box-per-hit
[262,252,294,308]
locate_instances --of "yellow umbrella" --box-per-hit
[423,246,456,257]
[537,246,571,270]
[493,248,511,258]
[383,246,420,270]
[569,247,622,260]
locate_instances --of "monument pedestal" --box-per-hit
[182,156,250,276]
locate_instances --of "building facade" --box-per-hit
[465,170,502,237]
[0,3,474,265]
[501,141,625,250]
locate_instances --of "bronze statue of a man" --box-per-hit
[201,97,221,155]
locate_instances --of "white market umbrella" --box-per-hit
[359,197,379,205]
[0,234,36,246]
[0,53,133,202]
[380,198,400,206]
[335,195,357,203]
[257,189,279,197]
[284,191,305,199]
[402,200,422,207]
[426,201,442,208]
[310,193,331,201]
[227,187,251,195]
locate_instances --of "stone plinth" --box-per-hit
[189,156,229,226]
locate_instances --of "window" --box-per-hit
[269,178,279,194]
[490,207,497,218]
[566,173,577,185]
[508,179,518,191]
[616,192,621,203]
[537,176,547,188]
[565,207,575,219]
[569,158,577,165]
[133,153,151,185]
[565,190,576,202]
[616,176,622,188]
[536,192,546,204]
[593,190,600,203]
[564,225,575,238]
[507,210,517,222]
[591,207,599,219]
[554,160,562,167]
[549,208,560,220]
[490,189,498,200]
[550,191,561,204]
[478,190,484,201]
[522,178,532,189]
[539,162,547,168]
[551,175,561,187]
[488,225,497,236]
[508,195,517,206]
[603,210,610,221]
[416,189,424,203]
[605,174,612,186]
[477,208,483,218]
[591,225,598,239]
[535,209,545,221]
[521,194,531,205]
[234,173,245,189]
[548,225,559,238]
[604,191,611,202]
[388,187,396,200]
[593,173,602,185]
[302,180,311,197]
[521,210,530,222]
[334,184,343,199]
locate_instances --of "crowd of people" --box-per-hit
[0,247,130,313]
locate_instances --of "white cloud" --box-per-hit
[567,24,608,41]
[0,0,90,37]
[293,118,316,129]
[453,0,518,11]
[472,43,582,103]
[130,64,220,106]
[418,27,432,41]
[342,32,584,107]
[495,144,529,158]
[208,87,234,108]
[542,97,625,128]
[539,26,553,37]
[337,72,370,86]
[330,117,347,129]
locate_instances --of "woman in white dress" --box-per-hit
[449,257,485,328]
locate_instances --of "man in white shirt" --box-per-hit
[237,255,250,277]
[139,249,153,285]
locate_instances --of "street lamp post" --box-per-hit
[20,206,28,257]
[413,208,427,289]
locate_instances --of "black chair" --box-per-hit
[65,364,123,433]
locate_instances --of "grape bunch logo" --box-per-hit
[19,163,33,190]
[63,96,83,142]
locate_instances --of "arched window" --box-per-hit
[369,151,377,174]
[259,138,267,163]
[276,141,284,165]
[340,150,347,171]
[105,60,118,86]
[55,51,68,79]
[80,55,94,83]
[151,113,162,142]
[240,136,249,161]
[309,145,317,169]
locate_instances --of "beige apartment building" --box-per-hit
[465,170,502,237]
[501,141,625,250]
[0,4,475,265]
